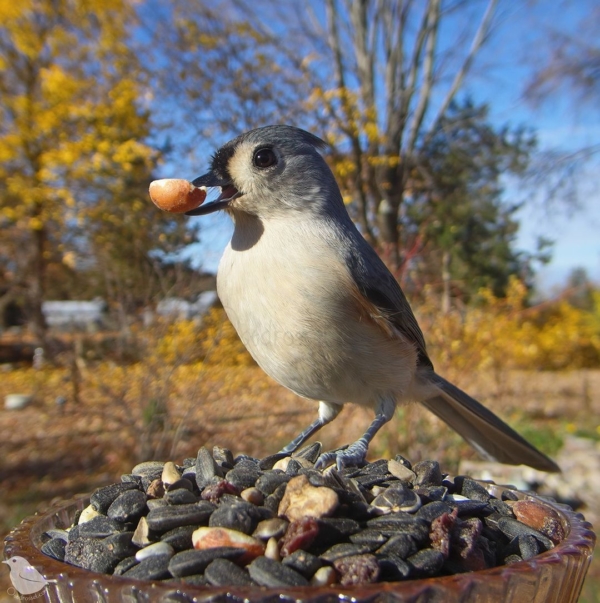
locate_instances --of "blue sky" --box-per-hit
[467,1,600,291]
[181,1,599,294]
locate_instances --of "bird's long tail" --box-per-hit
[421,373,560,473]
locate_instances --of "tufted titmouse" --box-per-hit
[187,125,559,472]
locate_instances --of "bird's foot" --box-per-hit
[315,441,368,471]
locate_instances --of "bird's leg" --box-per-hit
[278,401,341,455]
[316,396,396,470]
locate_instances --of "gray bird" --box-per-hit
[187,125,559,473]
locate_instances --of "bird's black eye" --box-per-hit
[253,147,277,169]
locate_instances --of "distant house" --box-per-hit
[156,291,218,321]
[42,299,107,330]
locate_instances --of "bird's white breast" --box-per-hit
[217,215,416,406]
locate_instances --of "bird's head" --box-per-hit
[186,125,343,220]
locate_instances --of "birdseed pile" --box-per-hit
[40,444,565,587]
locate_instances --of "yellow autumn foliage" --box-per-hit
[153,308,254,367]
[419,277,600,374]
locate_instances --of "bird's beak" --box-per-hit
[185,172,241,216]
[2,560,8,564]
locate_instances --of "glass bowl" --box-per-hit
[4,483,595,603]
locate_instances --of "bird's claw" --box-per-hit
[315,441,368,471]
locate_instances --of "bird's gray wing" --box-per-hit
[344,237,433,370]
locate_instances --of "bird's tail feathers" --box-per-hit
[421,373,560,473]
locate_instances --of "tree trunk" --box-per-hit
[29,227,48,348]
[441,249,451,314]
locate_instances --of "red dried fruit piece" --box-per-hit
[201,480,240,503]
[430,508,458,558]
[280,517,319,557]
[450,517,487,572]
[333,554,380,586]
[512,500,565,545]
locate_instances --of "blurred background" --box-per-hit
[0,1,598,600]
